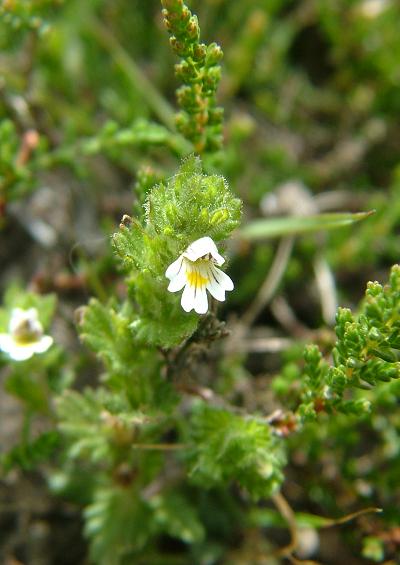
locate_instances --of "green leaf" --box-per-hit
[149,492,205,544]
[56,388,145,464]
[249,508,377,530]
[79,298,175,405]
[131,272,199,347]
[57,389,116,464]
[239,211,374,240]
[84,484,155,565]
[80,298,135,373]
[186,402,286,499]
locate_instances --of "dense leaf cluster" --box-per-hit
[187,402,286,499]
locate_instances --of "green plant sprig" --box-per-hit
[296,265,400,421]
[161,0,224,154]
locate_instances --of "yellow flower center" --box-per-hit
[13,320,42,345]
[186,268,209,289]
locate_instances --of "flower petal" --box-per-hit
[0,332,53,361]
[8,344,36,361]
[9,307,43,336]
[184,236,223,263]
[34,335,54,354]
[212,266,234,291]
[206,269,226,302]
[194,286,209,314]
[168,269,187,292]
[181,283,196,312]
[165,256,184,280]
[0,334,14,354]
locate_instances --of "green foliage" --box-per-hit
[161,0,224,153]
[144,155,242,244]
[114,155,241,272]
[80,119,184,157]
[334,272,400,386]
[129,273,199,348]
[148,491,205,544]
[186,402,286,499]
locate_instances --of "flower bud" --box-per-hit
[206,43,223,66]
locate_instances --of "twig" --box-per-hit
[272,491,299,559]
[318,506,382,528]
[271,491,322,564]
[272,491,382,563]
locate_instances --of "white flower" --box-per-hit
[0,307,53,361]
[165,236,234,314]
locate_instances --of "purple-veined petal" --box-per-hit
[212,266,234,291]
[206,271,226,301]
